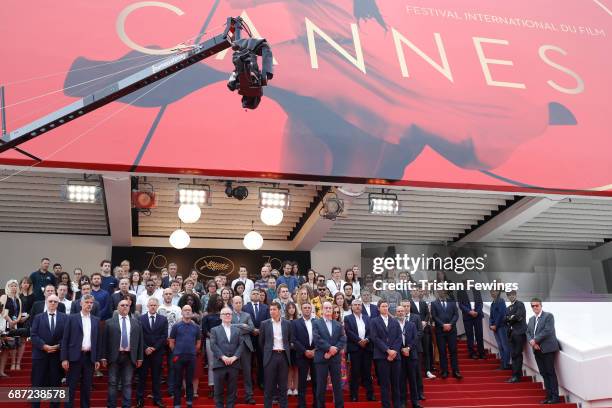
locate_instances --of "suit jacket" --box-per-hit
[527,312,559,353]
[370,315,402,361]
[361,303,380,319]
[489,297,507,328]
[259,318,292,367]
[400,319,419,360]
[31,300,66,317]
[210,324,243,369]
[243,302,270,329]
[30,311,68,360]
[70,299,100,318]
[457,288,484,320]
[343,313,372,353]
[140,313,168,351]
[431,299,459,333]
[292,317,316,360]
[406,312,423,353]
[505,300,527,335]
[60,312,102,363]
[111,292,137,315]
[232,310,255,352]
[410,299,430,325]
[312,318,346,364]
[102,314,144,365]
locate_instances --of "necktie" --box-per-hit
[150,315,155,328]
[254,303,259,320]
[535,316,540,333]
[50,313,55,333]
[121,317,128,349]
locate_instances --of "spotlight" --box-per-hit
[259,188,290,210]
[225,181,249,200]
[176,184,211,206]
[320,193,344,221]
[60,182,101,204]
[369,192,400,215]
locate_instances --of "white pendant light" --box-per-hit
[169,228,190,249]
[243,221,263,250]
[260,207,283,226]
[178,204,201,224]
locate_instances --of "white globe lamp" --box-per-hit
[169,228,190,249]
[260,208,283,226]
[178,204,201,224]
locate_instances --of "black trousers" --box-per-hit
[415,354,424,396]
[534,351,559,401]
[213,365,240,408]
[264,352,289,408]
[421,326,433,372]
[31,354,62,408]
[138,348,164,403]
[295,356,316,408]
[314,359,343,408]
[375,359,401,408]
[173,354,195,407]
[399,357,419,407]
[348,350,374,400]
[509,333,526,378]
[66,352,94,408]
[253,340,265,387]
[436,329,459,373]
[463,318,485,357]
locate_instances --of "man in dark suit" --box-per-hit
[361,289,379,319]
[231,296,256,404]
[61,294,102,408]
[111,278,137,315]
[370,299,402,408]
[30,295,67,408]
[243,288,270,389]
[101,298,144,408]
[410,289,434,379]
[210,306,244,408]
[490,290,510,369]
[504,290,527,383]
[397,305,423,408]
[161,263,179,289]
[30,284,66,317]
[457,283,485,359]
[292,302,317,408]
[344,299,375,402]
[401,300,425,401]
[431,290,462,379]
[259,301,292,408]
[313,301,346,408]
[70,282,101,317]
[137,297,168,408]
[527,298,560,404]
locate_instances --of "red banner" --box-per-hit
[1,0,610,193]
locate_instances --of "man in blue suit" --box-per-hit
[457,283,485,359]
[30,295,67,408]
[344,299,376,402]
[430,291,462,379]
[243,288,270,389]
[292,302,317,408]
[370,299,402,408]
[137,297,168,408]
[361,289,379,319]
[489,289,510,370]
[397,305,423,408]
[61,294,102,408]
[313,301,346,408]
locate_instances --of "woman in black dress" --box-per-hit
[201,295,223,397]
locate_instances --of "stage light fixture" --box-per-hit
[319,192,344,221]
[243,220,263,250]
[178,204,201,224]
[260,207,283,226]
[369,192,400,215]
[259,188,290,210]
[169,228,190,249]
[225,181,249,200]
[60,182,101,204]
[176,184,211,206]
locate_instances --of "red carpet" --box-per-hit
[1,341,575,407]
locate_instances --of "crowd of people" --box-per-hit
[0,257,562,407]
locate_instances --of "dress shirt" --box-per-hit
[60,298,72,312]
[303,317,313,345]
[81,312,92,351]
[120,315,131,351]
[325,319,333,336]
[223,322,232,342]
[382,315,389,327]
[534,312,542,334]
[414,301,420,313]
[272,319,284,350]
[398,319,405,345]
[354,313,366,340]
[363,303,371,316]
[48,312,56,333]
[148,313,157,328]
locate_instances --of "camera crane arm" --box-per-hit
[0,16,255,155]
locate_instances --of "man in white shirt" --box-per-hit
[292,302,317,406]
[326,267,345,297]
[344,299,375,402]
[57,283,72,313]
[136,279,160,315]
[231,265,255,304]
[157,288,182,398]
[260,302,291,408]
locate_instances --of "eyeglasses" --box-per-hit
[48,300,58,303]
[119,304,130,307]
[221,312,232,316]
[530,304,540,308]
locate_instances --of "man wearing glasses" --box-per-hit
[311,284,333,318]
[136,279,158,315]
[169,305,202,408]
[30,294,67,408]
[504,290,527,384]
[527,298,560,404]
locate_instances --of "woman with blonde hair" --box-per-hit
[295,285,311,317]
[0,279,23,374]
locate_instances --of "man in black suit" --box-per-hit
[410,289,434,379]
[457,283,485,359]
[313,301,346,408]
[370,299,402,408]
[527,298,560,404]
[61,294,102,408]
[30,284,66,317]
[397,305,423,408]
[30,295,67,408]
[210,306,244,408]
[504,290,527,383]
[344,299,375,402]
[70,282,101,317]
[231,296,256,404]
[401,300,425,401]
[259,301,292,408]
[361,289,380,319]
[243,288,270,389]
[292,302,317,408]
[137,297,168,408]
[431,290,462,379]
[101,298,144,408]
[111,278,137,315]
[161,262,178,289]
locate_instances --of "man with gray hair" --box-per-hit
[231,296,256,404]
[210,306,243,408]
[292,302,317,408]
